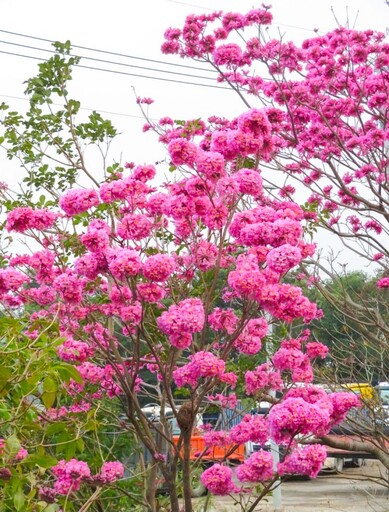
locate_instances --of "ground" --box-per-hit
[191,461,389,512]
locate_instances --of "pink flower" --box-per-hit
[305,342,329,359]
[0,268,30,295]
[107,248,142,279]
[52,459,91,495]
[213,43,243,67]
[59,189,100,215]
[98,461,125,483]
[236,450,274,483]
[208,308,239,334]
[168,138,198,167]
[230,414,268,445]
[117,214,153,241]
[278,445,327,478]
[234,317,268,355]
[157,298,205,335]
[203,430,231,447]
[143,254,176,281]
[234,168,263,196]
[245,363,283,396]
[6,207,58,232]
[269,398,331,444]
[201,464,236,495]
[53,271,84,304]
[57,338,94,362]
[266,244,302,273]
[14,447,28,461]
[377,277,389,288]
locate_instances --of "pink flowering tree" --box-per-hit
[162,6,389,466]
[0,43,362,511]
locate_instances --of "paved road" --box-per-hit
[192,461,389,512]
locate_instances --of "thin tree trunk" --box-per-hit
[165,467,180,512]
[182,431,193,512]
[146,463,159,512]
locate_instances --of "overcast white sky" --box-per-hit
[0,0,388,271]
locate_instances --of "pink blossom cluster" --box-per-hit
[278,445,327,478]
[143,254,176,281]
[173,351,225,388]
[107,248,142,279]
[234,317,268,355]
[236,450,274,483]
[57,338,94,362]
[200,464,236,495]
[99,176,148,204]
[202,430,231,448]
[52,458,91,494]
[327,392,361,425]
[53,271,85,304]
[59,188,100,215]
[80,219,110,252]
[47,401,91,419]
[117,213,153,240]
[208,307,239,334]
[230,414,269,445]
[245,363,283,396]
[0,268,30,297]
[272,346,313,383]
[157,298,205,348]
[50,459,124,495]
[96,461,125,484]
[269,397,331,444]
[266,244,302,273]
[6,207,58,233]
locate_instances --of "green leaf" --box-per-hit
[41,391,56,409]
[26,452,57,469]
[55,363,82,384]
[76,437,85,452]
[46,422,67,436]
[5,434,21,458]
[0,367,12,389]
[43,376,57,393]
[13,488,25,511]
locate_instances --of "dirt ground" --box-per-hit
[192,461,389,512]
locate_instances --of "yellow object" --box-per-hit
[342,382,374,400]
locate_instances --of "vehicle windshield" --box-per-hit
[378,388,389,406]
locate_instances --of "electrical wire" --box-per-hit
[0,49,233,90]
[0,39,217,82]
[0,28,218,74]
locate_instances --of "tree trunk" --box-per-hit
[166,477,181,512]
[181,430,193,512]
[146,463,159,512]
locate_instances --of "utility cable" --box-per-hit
[0,49,232,90]
[0,28,218,74]
[0,39,217,82]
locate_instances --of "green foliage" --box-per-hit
[0,41,117,195]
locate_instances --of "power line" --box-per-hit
[0,28,218,75]
[0,49,232,90]
[0,39,217,82]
